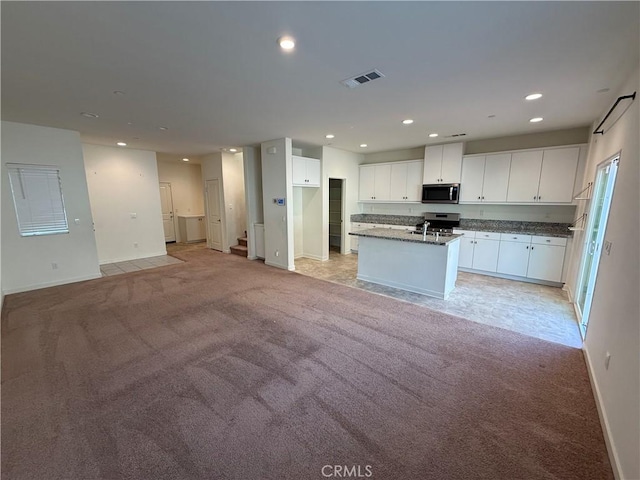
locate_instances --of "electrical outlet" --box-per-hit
[275,250,279,257]
[604,241,612,255]
[134,242,138,248]
[51,262,58,270]
[605,352,611,370]
[479,209,484,217]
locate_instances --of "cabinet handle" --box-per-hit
[481,196,485,200]
[478,196,481,200]
[538,196,542,200]
[531,246,535,250]
[526,246,529,249]
[546,239,551,242]
[533,196,536,200]
[513,237,517,239]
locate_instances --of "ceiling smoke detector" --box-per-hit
[340,69,385,89]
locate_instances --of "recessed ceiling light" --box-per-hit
[116,142,127,146]
[597,88,610,93]
[159,126,169,131]
[529,117,543,123]
[487,114,496,118]
[428,133,438,138]
[81,112,99,118]
[402,119,414,125]
[325,134,335,139]
[360,144,368,148]
[182,158,189,162]
[229,148,237,153]
[278,36,295,51]
[525,93,543,101]
[113,90,126,96]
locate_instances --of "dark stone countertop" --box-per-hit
[349,228,462,246]
[350,214,572,238]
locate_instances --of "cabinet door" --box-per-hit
[405,161,423,201]
[527,244,565,282]
[497,241,530,276]
[305,158,321,187]
[458,237,475,269]
[359,165,376,200]
[292,155,307,186]
[460,156,485,202]
[507,150,543,202]
[482,153,511,202]
[471,239,500,272]
[389,163,408,201]
[441,143,464,183]
[423,145,443,183]
[537,147,579,203]
[373,164,392,201]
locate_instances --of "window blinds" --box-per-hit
[7,163,69,236]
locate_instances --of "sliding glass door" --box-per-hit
[575,155,619,337]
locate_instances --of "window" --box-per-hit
[7,163,69,236]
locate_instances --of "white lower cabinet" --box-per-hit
[178,215,206,243]
[527,237,567,282]
[456,229,568,284]
[496,234,532,277]
[454,230,500,272]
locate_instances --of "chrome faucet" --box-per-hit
[422,220,430,241]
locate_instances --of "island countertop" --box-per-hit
[349,228,462,246]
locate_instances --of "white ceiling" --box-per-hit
[2,2,638,156]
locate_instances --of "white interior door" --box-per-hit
[159,182,176,242]
[206,179,223,251]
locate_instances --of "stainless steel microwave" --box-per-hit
[421,183,460,204]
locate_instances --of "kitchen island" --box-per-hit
[349,228,461,299]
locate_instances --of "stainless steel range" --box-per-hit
[415,212,460,234]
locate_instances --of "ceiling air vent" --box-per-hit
[340,69,385,89]
[446,133,467,138]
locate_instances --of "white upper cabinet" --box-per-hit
[460,153,511,203]
[423,142,463,184]
[359,163,391,201]
[507,151,543,202]
[506,147,579,203]
[537,147,580,203]
[482,154,511,202]
[389,160,423,201]
[292,155,321,187]
[460,156,485,202]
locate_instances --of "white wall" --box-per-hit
[301,187,323,260]
[1,122,100,293]
[157,160,204,243]
[261,138,294,270]
[565,67,639,480]
[242,146,264,260]
[322,146,363,255]
[83,144,166,264]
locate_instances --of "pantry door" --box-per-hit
[205,179,223,251]
[159,182,176,242]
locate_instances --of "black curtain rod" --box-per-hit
[593,91,636,135]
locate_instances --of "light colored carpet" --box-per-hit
[1,248,612,479]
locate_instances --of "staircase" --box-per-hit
[230,236,248,257]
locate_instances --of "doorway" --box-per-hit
[328,178,345,253]
[159,182,176,242]
[574,154,619,338]
[205,179,223,251]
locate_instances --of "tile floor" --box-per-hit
[294,251,583,348]
[99,253,183,276]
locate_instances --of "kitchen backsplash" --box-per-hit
[358,202,577,223]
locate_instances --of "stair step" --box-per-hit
[230,245,248,257]
[237,237,248,247]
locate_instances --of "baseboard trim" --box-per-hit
[3,273,103,295]
[583,346,622,479]
[302,253,324,261]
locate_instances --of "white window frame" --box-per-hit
[7,163,70,237]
